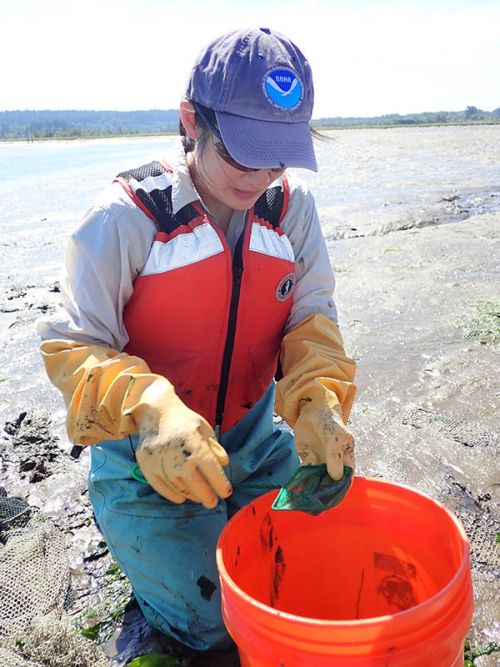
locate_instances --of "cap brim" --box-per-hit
[215,111,318,172]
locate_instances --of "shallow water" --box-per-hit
[308,125,500,238]
[1,125,499,289]
[2,127,500,214]
[0,125,498,657]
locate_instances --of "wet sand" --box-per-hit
[337,212,500,658]
[0,131,499,663]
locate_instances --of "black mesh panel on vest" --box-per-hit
[118,163,284,233]
[174,202,199,228]
[117,161,177,232]
[253,185,284,228]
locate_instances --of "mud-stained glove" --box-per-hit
[40,340,232,507]
[40,339,150,444]
[134,380,232,509]
[275,314,357,481]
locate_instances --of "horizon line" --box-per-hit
[1,106,499,120]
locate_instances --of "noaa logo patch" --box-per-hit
[276,273,295,302]
[263,68,303,110]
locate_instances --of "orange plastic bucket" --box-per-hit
[216,477,473,666]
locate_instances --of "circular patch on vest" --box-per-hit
[276,273,295,302]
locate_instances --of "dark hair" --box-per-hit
[179,100,213,154]
[310,126,332,142]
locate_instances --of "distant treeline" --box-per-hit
[0,109,180,141]
[315,106,500,129]
[1,106,499,141]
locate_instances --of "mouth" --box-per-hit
[231,187,261,200]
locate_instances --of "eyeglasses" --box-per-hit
[213,139,285,174]
[192,101,286,174]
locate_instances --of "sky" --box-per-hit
[1,0,499,119]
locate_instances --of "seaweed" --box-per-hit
[457,300,500,343]
[464,638,500,665]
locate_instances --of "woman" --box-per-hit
[38,27,356,664]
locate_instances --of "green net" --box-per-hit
[272,465,353,515]
[0,492,110,667]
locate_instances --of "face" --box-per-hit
[189,133,286,213]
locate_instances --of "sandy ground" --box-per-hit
[0,201,499,663]
[335,212,500,660]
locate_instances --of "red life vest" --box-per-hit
[117,160,295,434]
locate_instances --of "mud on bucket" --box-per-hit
[216,477,473,667]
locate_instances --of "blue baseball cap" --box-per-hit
[186,27,317,171]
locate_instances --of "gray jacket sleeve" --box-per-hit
[281,173,338,332]
[36,182,156,350]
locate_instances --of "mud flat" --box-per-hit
[0,129,499,663]
[336,211,499,659]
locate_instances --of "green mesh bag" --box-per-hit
[272,465,353,515]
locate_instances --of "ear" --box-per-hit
[179,100,200,140]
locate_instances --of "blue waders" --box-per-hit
[88,384,299,650]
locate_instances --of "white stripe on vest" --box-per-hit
[129,171,172,195]
[140,223,224,275]
[249,222,294,262]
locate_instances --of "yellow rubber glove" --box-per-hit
[275,314,357,480]
[40,340,148,444]
[133,380,231,509]
[40,340,232,508]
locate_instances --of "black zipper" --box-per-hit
[215,231,245,430]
